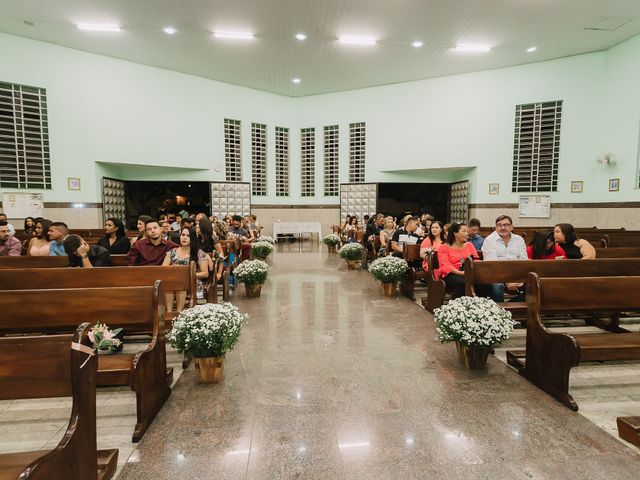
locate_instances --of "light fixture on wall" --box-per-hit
[411,40,424,48]
[454,43,492,53]
[338,35,376,46]
[295,33,307,41]
[76,24,121,32]
[213,31,255,40]
[596,151,618,166]
[527,46,537,53]
[292,77,301,84]
[163,26,177,35]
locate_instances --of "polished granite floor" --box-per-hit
[2,245,639,479]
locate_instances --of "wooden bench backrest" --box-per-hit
[0,255,68,269]
[527,273,640,313]
[0,264,195,295]
[465,258,640,288]
[0,323,93,400]
[402,244,422,261]
[0,282,163,335]
[110,254,128,266]
[594,247,640,258]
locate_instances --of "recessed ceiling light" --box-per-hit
[76,24,121,32]
[454,43,492,53]
[338,35,376,46]
[292,78,301,84]
[411,40,423,48]
[527,46,537,53]
[213,31,254,40]
[163,26,177,35]
[295,33,306,41]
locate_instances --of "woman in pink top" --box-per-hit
[27,219,52,256]
[437,222,480,299]
[420,221,446,272]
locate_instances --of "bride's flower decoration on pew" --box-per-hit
[89,322,123,353]
[434,297,515,369]
[251,241,274,260]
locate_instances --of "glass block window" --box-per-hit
[251,122,267,196]
[301,127,315,197]
[323,125,339,196]
[512,101,562,192]
[275,126,289,197]
[349,122,365,183]
[224,118,241,182]
[0,81,51,189]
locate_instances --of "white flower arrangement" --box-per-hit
[338,242,365,260]
[251,241,274,259]
[434,296,515,347]
[234,259,269,284]
[169,302,247,358]
[256,235,275,245]
[323,234,342,246]
[368,256,409,283]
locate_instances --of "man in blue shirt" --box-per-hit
[48,222,69,256]
[468,218,484,251]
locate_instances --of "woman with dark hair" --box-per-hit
[553,223,595,259]
[27,219,52,256]
[420,220,446,271]
[436,222,485,299]
[23,217,36,236]
[196,217,225,281]
[97,218,131,254]
[131,215,153,246]
[527,230,566,260]
[162,227,209,315]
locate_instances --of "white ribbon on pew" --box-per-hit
[71,342,96,369]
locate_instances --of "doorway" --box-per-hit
[376,183,450,222]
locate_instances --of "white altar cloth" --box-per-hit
[272,222,322,241]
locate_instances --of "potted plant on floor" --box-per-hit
[235,259,269,297]
[338,242,365,269]
[256,235,275,245]
[251,240,274,260]
[323,234,341,253]
[169,302,247,384]
[368,256,409,297]
[434,296,514,369]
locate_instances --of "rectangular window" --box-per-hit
[323,125,339,196]
[301,127,315,197]
[512,101,562,192]
[0,81,51,189]
[251,122,267,196]
[275,126,289,197]
[349,122,366,183]
[224,118,241,182]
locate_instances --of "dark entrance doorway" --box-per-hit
[376,183,450,222]
[124,181,210,230]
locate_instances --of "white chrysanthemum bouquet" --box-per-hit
[338,242,365,260]
[368,256,409,283]
[234,259,269,284]
[251,241,274,259]
[323,234,341,246]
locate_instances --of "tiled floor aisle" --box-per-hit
[2,245,640,479]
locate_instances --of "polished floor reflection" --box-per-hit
[113,247,640,478]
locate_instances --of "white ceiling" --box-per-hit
[1,0,640,97]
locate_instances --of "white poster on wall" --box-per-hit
[2,193,44,218]
[518,195,551,218]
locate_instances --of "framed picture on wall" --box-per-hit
[489,183,499,195]
[67,178,81,190]
[570,180,583,193]
[609,178,620,192]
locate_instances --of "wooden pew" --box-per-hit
[0,323,118,480]
[399,244,427,300]
[0,255,68,269]
[617,417,640,449]
[463,258,640,323]
[595,247,640,258]
[422,250,447,313]
[522,273,640,411]
[0,282,171,442]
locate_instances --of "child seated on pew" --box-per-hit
[162,227,209,315]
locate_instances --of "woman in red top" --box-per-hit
[437,223,480,298]
[527,230,566,260]
[420,221,446,272]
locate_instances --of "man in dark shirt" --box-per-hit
[127,219,178,265]
[390,217,422,265]
[64,234,111,267]
[365,214,384,245]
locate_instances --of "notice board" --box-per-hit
[518,195,551,218]
[1,193,44,218]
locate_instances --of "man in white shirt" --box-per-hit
[481,215,527,302]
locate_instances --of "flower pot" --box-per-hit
[194,356,225,384]
[346,259,358,270]
[455,341,490,369]
[245,283,263,298]
[382,282,397,297]
[327,245,337,253]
